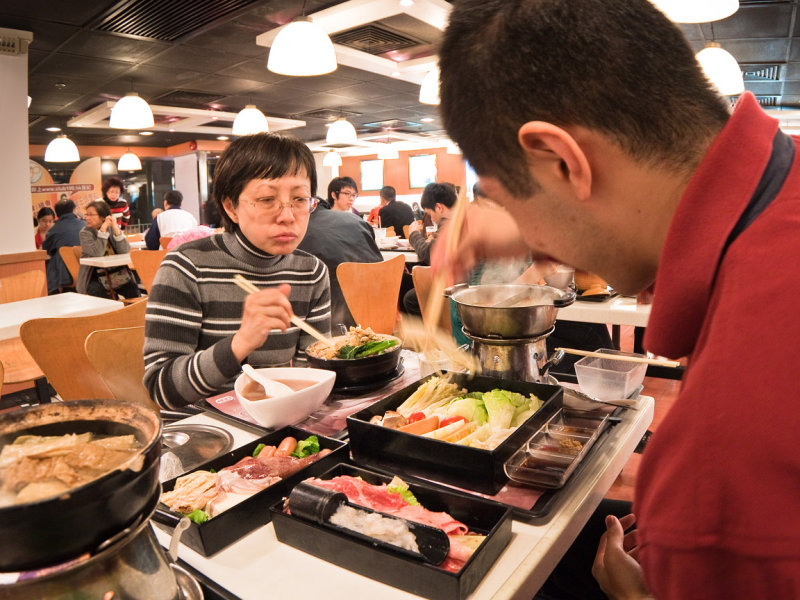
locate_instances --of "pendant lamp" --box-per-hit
[44,134,80,162]
[377,145,399,160]
[419,64,440,105]
[267,18,337,76]
[110,92,154,129]
[650,0,738,23]
[118,150,142,171]
[232,105,270,135]
[322,150,343,167]
[696,41,744,96]
[326,118,357,145]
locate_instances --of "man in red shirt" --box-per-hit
[433,1,800,598]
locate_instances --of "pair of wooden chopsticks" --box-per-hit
[233,274,334,348]
[556,347,681,368]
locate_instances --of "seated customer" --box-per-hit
[78,201,140,299]
[327,176,360,215]
[298,195,383,328]
[377,186,415,238]
[42,199,84,293]
[143,133,331,409]
[34,207,55,249]
[145,189,198,249]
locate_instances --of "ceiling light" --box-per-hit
[44,134,80,162]
[420,117,434,123]
[650,0,738,23]
[232,104,270,136]
[45,126,61,132]
[400,0,415,6]
[27,96,31,108]
[326,118,358,145]
[217,135,230,141]
[323,150,343,167]
[109,92,155,129]
[267,18,337,76]
[419,64,440,105]
[377,145,399,160]
[696,42,744,96]
[139,131,154,136]
[118,150,142,171]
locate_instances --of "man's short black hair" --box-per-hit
[380,186,396,202]
[440,0,730,196]
[54,199,76,218]
[164,189,183,207]
[327,176,358,204]
[420,182,457,211]
[212,132,317,232]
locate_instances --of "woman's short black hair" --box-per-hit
[102,176,124,196]
[213,133,317,232]
[86,200,111,219]
[37,207,55,220]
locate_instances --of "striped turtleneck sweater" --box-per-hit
[143,228,331,409]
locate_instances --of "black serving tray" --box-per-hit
[153,425,347,556]
[346,372,562,495]
[270,463,513,600]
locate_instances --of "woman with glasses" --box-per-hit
[143,133,331,409]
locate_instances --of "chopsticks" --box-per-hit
[233,274,334,348]
[555,348,682,368]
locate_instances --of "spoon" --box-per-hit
[242,364,293,398]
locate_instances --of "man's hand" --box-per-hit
[408,220,423,235]
[592,514,653,600]
[231,284,293,361]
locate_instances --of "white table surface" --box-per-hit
[557,295,651,328]
[79,253,133,268]
[154,397,653,600]
[129,240,147,250]
[381,250,420,263]
[0,292,123,341]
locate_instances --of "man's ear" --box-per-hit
[518,121,591,201]
[222,198,239,224]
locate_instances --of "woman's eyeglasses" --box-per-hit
[247,196,318,216]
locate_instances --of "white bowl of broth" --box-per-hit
[234,367,336,429]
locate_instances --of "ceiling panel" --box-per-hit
[57,31,170,63]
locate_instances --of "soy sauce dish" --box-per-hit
[235,367,336,429]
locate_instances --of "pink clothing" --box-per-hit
[637,93,800,597]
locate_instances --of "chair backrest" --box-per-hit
[20,299,148,401]
[159,236,173,249]
[402,221,422,240]
[0,359,4,399]
[85,326,156,410]
[129,249,167,293]
[126,233,143,242]
[58,246,81,283]
[337,254,405,335]
[0,270,46,303]
[412,265,452,335]
[384,226,396,238]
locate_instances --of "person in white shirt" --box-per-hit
[145,190,198,249]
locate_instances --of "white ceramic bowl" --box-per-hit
[234,367,336,429]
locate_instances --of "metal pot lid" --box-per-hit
[447,284,572,308]
[160,424,234,481]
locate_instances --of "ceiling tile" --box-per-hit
[145,45,249,74]
[33,53,133,80]
[57,31,170,63]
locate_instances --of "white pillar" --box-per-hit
[173,153,201,221]
[0,28,34,254]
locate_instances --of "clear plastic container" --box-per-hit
[574,349,647,401]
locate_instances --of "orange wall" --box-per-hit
[340,147,467,197]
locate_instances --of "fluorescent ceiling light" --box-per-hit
[326,118,358,145]
[118,151,142,171]
[45,126,61,132]
[109,92,155,129]
[267,18,337,76]
[323,150,343,167]
[696,42,744,96]
[232,105,270,135]
[419,65,440,105]
[650,0,738,22]
[44,135,80,162]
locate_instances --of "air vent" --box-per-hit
[295,108,362,121]
[755,95,779,107]
[153,90,226,108]
[742,64,783,82]
[331,24,422,55]
[94,0,259,42]
[361,119,422,132]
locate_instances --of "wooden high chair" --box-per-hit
[337,254,405,335]
[411,265,452,335]
[130,249,168,293]
[0,270,46,303]
[58,246,82,288]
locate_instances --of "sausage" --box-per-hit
[275,436,298,457]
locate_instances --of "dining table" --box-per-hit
[154,352,654,600]
[381,249,420,264]
[557,294,651,348]
[79,254,136,300]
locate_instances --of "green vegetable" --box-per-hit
[482,389,528,429]
[187,509,209,524]
[252,443,266,457]
[445,396,488,425]
[387,476,419,506]
[209,468,216,474]
[335,339,398,359]
[290,435,320,458]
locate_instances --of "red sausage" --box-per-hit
[275,436,298,457]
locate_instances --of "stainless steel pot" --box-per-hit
[446,284,575,338]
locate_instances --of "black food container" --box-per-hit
[153,425,347,556]
[346,372,562,494]
[305,336,402,387]
[271,463,513,600]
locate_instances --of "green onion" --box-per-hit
[252,443,266,457]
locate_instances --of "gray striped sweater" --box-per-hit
[143,229,331,409]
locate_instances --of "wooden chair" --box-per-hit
[19,299,148,402]
[85,326,156,410]
[384,226,396,238]
[126,233,143,242]
[411,265,452,335]
[129,249,167,293]
[0,270,46,303]
[402,221,422,240]
[58,246,82,285]
[337,254,405,335]
[159,236,173,250]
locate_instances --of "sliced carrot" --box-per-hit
[398,415,440,436]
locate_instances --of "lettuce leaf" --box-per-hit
[387,476,419,505]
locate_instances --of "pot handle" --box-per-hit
[542,348,565,374]
[553,289,576,308]
[443,283,468,298]
[152,507,183,529]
